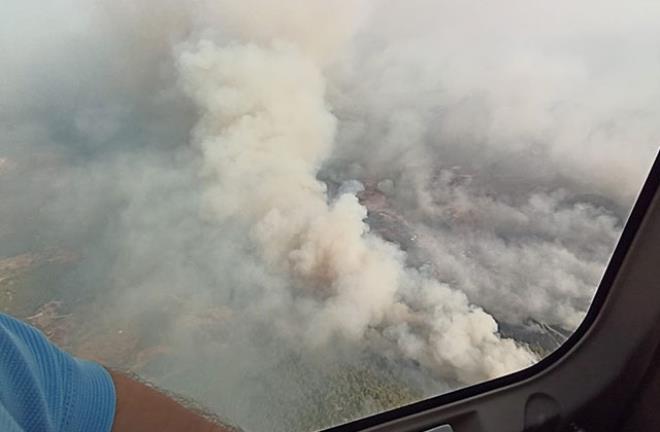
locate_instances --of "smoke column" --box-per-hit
[177,32,534,381]
[1,0,659,431]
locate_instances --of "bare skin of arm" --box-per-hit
[109,370,233,432]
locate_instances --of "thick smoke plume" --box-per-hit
[177,34,534,381]
[1,1,659,431]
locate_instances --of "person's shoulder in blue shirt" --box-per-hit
[0,313,116,432]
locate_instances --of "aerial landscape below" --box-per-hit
[1,1,659,431]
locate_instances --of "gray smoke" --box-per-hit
[1,1,659,431]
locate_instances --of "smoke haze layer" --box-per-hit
[1,1,659,431]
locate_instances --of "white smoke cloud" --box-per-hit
[193,0,371,64]
[2,0,659,430]
[324,0,659,332]
[177,33,534,382]
[333,0,660,203]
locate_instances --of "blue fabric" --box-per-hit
[0,313,116,432]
